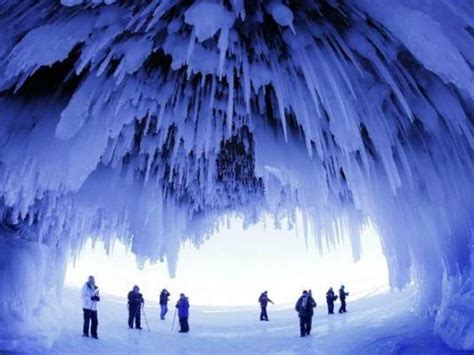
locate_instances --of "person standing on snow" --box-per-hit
[127,285,144,329]
[81,275,100,339]
[159,289,170,320]
[338,285,349,313]
[258,291,274,321]
[176,293,190,333]
[326,287,338,314]
[295,290,317,337]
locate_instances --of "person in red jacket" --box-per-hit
[176,293,190,333]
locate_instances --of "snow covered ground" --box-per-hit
[24,287,469,354]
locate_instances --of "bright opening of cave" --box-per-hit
[65,217,389,306]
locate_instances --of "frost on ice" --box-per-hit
[0,0,473,350]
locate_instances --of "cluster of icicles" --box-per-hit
[0,0,473,307]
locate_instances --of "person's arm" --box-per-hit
[295,299,300,312]
[83,285,98,302]
[81,285,89,303]
[91,288,100,301]
[269,298,274,304]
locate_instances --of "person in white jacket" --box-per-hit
[81,275,100,338]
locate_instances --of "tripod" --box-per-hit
[171,309,177,331]
[141,305,151,332]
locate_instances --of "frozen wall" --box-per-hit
[0,224,67,350]
[0,0,473,350]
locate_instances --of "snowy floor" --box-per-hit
[29,288,469,354]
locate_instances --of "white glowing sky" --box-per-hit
[65,218,389,306]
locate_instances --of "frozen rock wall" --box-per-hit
[0,224,68,350]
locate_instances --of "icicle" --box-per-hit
[226,69,234,136]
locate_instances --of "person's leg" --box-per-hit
[339,303,343,313]
[184,317,189,332]
[128,307,134,328]
[342,300,346,313]
[299,317,305,337]
[161,305,168,319]
[306,317,312,335]
[91,310,98,338]
[83,309,91,336]
[263,306,268,320]
[135,308,142,329]
[260,306,264,320]
[179,317,185,332]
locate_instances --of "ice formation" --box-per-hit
[0,0,473,350]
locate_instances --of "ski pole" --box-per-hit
[142,305,151,332]
[171,309,177,331]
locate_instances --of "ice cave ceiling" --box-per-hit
[0,0,473,290]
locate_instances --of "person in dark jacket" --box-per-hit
[326,287,338,314]
[127,285,144,329]
[258,291,274,321]
[159,289,170,320]
[176,293,190,333]
[295,290,317,337]
[338,285,349,313]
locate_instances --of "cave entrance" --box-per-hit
[65,216,389,306]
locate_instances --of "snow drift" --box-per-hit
[0,0,473,350]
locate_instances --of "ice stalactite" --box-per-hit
[0,0,473,350]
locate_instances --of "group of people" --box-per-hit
[259,286,349,337]
[81,276,349,339]
[127,287,190,333]
[326,285,349,314]
[81,276,191,339]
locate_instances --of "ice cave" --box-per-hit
[0,0,473,353]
